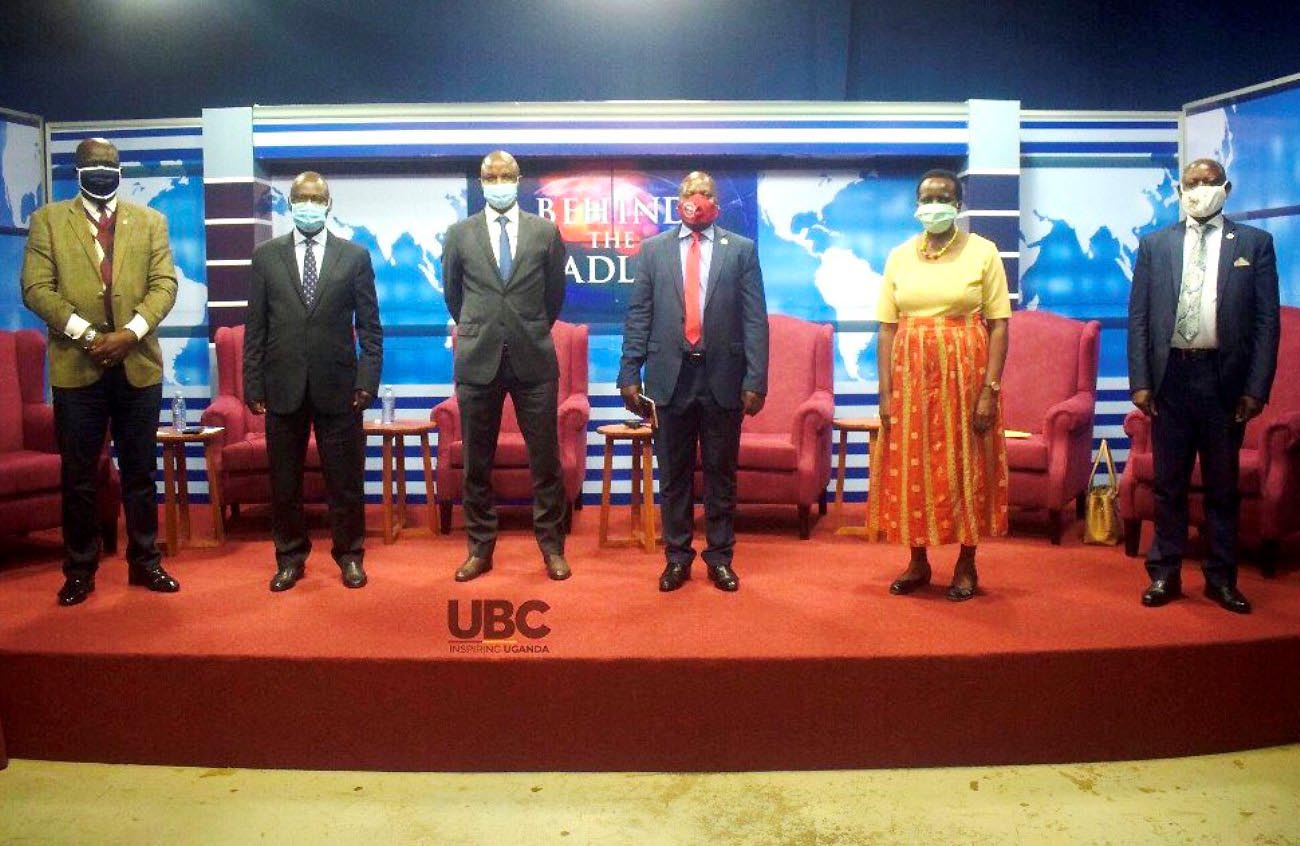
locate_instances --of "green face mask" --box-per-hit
[915,202,958,234]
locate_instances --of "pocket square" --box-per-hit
[1234,256,1251,268]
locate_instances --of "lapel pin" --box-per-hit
[1225,232,1235,240]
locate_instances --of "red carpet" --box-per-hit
[1,504,1298,772]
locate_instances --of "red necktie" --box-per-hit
[87,206,116,329]
[683,231,702,346]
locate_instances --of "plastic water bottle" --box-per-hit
[381,386,395,424]
[171,390,187,431]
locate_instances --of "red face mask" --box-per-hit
[679,193,720,230]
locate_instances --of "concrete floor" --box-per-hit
[2,746,1299,845]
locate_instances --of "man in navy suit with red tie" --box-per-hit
[618,171,769,593]
[1128,158,1281,614]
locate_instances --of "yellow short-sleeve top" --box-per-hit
[876,232,1012,322]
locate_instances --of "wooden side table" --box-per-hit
[596,423,657,552]
[156,426,225,554]
[364,419,437,543]
[832,417,881,536]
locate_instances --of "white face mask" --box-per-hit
[1181,184,1227,219]
[915,201,958,234]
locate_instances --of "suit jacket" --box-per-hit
[243,231,383,416]
[618,226,769,409]
[441,210,567,386]
[1128,217,1280,403]
[20,198,178,388]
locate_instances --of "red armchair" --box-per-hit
[0,329,119,551]
[201,325,327,517]
[999,310,1101,544]
[431,320,590,534]
[1121,306,1300,575]
[694,314,834,539]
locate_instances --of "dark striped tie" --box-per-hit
[86,206,115,329]
[302,236,318,307]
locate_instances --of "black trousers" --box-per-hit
[52,367,162,579]
[265,392,366,571]
[1147,352,1245,588]
[456,350,566,558]
[653,357,743,568]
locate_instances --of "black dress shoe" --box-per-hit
[455,555,492,582]
[708,563,739,592]
[890,569,932,595]
[270,565,304,592]
[545,553,571,581]
[1205,584,1251,614]
[658,562,691,592]
[58,575,95,607]
[946,576,978,602]
[1141,578,1182,607]
[128,564,180,593]
[341,561,368,589]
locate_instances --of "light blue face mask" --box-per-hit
[915,202,959,234]
[482,181,519,212]
[291,201,328,235]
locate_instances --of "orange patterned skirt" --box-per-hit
[867,315,1008,546]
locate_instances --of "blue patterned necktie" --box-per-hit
[496,216,513,280]
[1176,223,1213,343]
[302,236,318,307]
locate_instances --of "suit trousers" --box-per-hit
[653,357,744,568]
[1147,352,1244,588]
[265,390,366,570]
[456,349,566,558]
[53,366,163,578]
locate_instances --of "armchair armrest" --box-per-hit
[557,393,591,437]
[1259,411,1300,483]
[432,396,461,445]
[22,403,58,453]
[199,395,248,446]
[1123,409,1152,455]
[792,390,835,453]
[1043,391,1095,438]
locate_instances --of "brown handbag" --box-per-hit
[1083,439,1123,546]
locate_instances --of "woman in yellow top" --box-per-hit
[868,169,1011,601]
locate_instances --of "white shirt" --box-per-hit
[63,196,150,342]
[293,226,328,284]
[484,203,520,269]
[677,224,716,325]
[1172,213,1223,349]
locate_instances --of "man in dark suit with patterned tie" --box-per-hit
[619,171,769,593]
[243,172,383,592]
[22,137,180,606]
[1128,158,1280,614]
[440,150,571,582]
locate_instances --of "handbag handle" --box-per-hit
[1088,439,1118,488]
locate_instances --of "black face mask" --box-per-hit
[78,166,121,201]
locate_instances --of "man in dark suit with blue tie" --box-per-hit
[619,171,769,592]
[441,151,571,582]
[1128,158,1280,614]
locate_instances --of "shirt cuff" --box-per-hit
[125,313,151,341]
[64,313,91,340]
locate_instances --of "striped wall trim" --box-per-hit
[205,218,273,226]
[206,259,252,267]
[207,300,249,308]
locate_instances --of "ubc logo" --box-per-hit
[448,599,551,640]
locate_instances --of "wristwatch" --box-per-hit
[80,327,100,351]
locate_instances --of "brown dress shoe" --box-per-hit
[545,553,571,581]
[455,555,493,582]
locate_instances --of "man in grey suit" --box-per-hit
[243,171,383,592]
[441,150,571,581]
[1128,158,1280,614]
[619,171,769,592]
